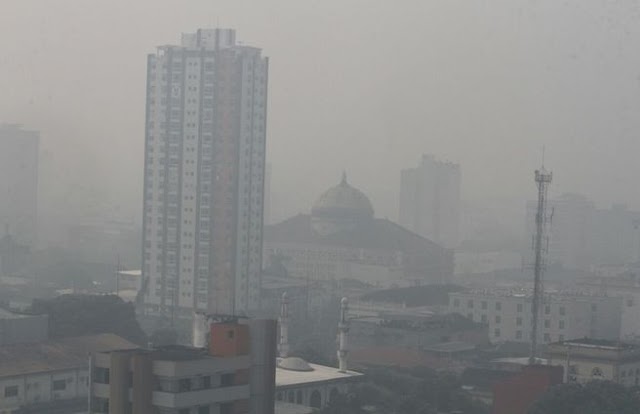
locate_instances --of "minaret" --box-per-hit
[278,292,290,358]
[337,297,350,372]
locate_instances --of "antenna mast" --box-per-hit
[530,167,552,364]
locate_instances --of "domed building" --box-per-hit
[264,174,454,287]
[311,172,374,236]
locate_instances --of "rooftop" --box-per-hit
[0,308,30,319]
[266,214,447,253]
[276,361,363,388]
[0,333,138,378]
[553,338,640,351]
[275,401,314,414]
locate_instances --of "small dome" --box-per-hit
[312,172,374,219]
[277,357,314,372]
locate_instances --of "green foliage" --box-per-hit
[319,366,489,414]
[31,294,147,345]
[529,381,640,414]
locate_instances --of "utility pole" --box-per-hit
[530,167,552,365]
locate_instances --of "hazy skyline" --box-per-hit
[1,0,640,228]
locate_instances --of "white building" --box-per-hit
[0,124,39,247]
[141,28,269,322]
[274,295,364,410]
[547,339,640,387]
[448,290,623,344]
[0,334,137,414]
[399,154,460,249]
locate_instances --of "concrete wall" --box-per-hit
[0,313,48,345]
[0,368,88,412]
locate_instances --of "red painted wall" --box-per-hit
[492,365,564,414]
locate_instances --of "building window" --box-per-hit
[591,304,598,312]
[494,328,501,338]
[179,409,189,414]
[53,380,66,391]
[198,407,210,414]
[516,330,523,340]
[516,317,523,326]
[467,313,473,320]
[559,306,566,315]
[495,315,501,324]
[545,305,550,315]
[559,320,565,329]
[221,373,235,387]
[592,367,603,377]
[310,391,322,409]
[296,390,303,404]
[544,333,551,343]
[544,319,550,328]
[453,298,460,307]
[93,367,110,384]
[467,300,474,309]
[178,379,191,392]
[481,301,487,310]
[495,302,502,311]
[481,314,487,323]
[517,303,523,312]
[202,376,211,389]
[4,385,18,398]
[559,335,565,342]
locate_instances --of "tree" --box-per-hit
[321,366,489,414]
[529,381,640,414]
[30,294,147,345]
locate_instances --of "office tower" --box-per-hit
[141,29,269,321]
[399,155,460,248]
[0,124,39,247]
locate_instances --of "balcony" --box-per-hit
[152,384,249,408]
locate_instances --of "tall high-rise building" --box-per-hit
[399,155,460,248]
[0,124,39,247]
[141,29,269,321]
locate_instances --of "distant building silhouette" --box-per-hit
[0,124,39,247]
[399,154,460,249]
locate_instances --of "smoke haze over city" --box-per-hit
[2,0,640,232]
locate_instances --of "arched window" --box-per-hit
[296,390,303,404]
[310,390,322,408]
[329,388,340,403]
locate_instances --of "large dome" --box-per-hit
[312,172,374,219]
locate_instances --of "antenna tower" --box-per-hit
[530,167,552,364]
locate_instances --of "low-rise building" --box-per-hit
[0,308,47,345]
[92,317,277,414]
[0,333,137,414]
[547,338,640,387]
[274,295,364,410]
[448,290,623,344]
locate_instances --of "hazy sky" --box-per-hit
[1,0,640,226]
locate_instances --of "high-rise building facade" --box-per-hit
[141,29,268,321]
[399,155,460,248]
[0,124,39,247]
